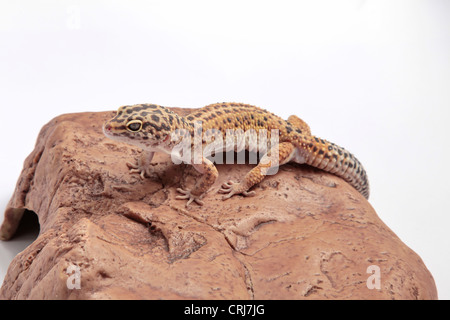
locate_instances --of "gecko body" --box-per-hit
[103,103,369,206]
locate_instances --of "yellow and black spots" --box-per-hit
[103,103,191,148]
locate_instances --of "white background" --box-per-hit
[0,0,449,299]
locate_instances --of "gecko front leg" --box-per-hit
[176,157,219,207]
[127,150,155,179]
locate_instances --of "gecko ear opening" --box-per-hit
[126,120,143,132]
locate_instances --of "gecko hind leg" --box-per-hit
[219,142,296,200]
[287,115,311,136]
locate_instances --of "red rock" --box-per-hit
[0,110,437,299]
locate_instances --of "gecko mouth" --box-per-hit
[150,134,171,147]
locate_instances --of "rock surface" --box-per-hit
[0,109,437,300]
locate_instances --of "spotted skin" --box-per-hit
[103,102,369,206]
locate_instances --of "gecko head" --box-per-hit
[103,104,183,149]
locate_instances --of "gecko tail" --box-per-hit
[303,136,370,199]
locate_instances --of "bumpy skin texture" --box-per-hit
[103,103,369,206]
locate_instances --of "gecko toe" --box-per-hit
[127,161,147,179]
[221,180,236,188]
[176,188,189,196]
[219,181,253,200]
[194,198,204,206]
[221,193,235,200]
[186,197,194,206]
[176,188,204,207]
[242,191,256,197]
[218,186,232,193]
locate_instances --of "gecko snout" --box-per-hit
[103,123,113,134]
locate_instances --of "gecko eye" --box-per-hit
[126,120,143,132]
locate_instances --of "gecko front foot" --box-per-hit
[218,180,256,200]
[176,188,205,207]
[127,161,149,179]
[127,151,155,179]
